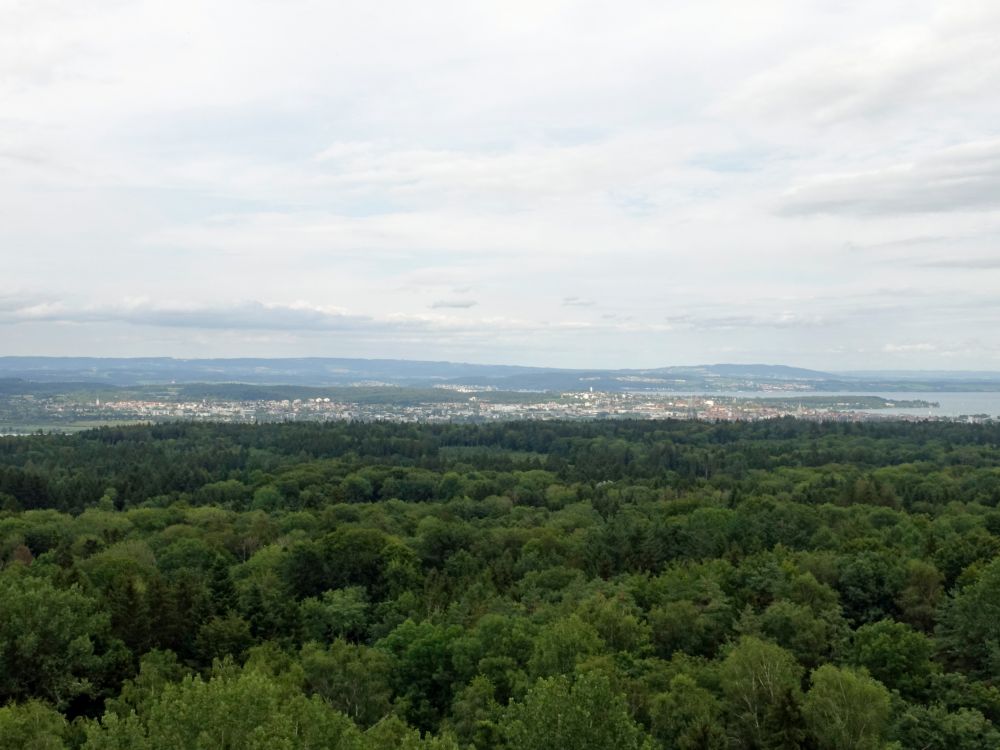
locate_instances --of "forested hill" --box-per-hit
[3,419,1000,747]
[5,356,1000,392]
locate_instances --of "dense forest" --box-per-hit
[3,419,1000,748]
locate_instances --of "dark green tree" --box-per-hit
[0,571,126,711]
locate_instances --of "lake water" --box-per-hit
[645,391,1000,418]
[852,392,1000,418]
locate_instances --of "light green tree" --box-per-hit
[720,636,804,749]
[301,639,393,728]
[802,665,890,750]
[527,615,604,678]
[0,700,68,750]
[500,672,652,750]
[84,662,363,750]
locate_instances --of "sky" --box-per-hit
[2,0,1000,370]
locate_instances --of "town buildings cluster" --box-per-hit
[2,389,990,434]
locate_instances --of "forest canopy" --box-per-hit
[2,418,1000,748]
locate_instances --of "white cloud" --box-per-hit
[882,342,937,353]
[729,2,1000,126]
[430,299,478,309]
[1,1,999,368]
[779,139,1000,216]
[0,295,613,337]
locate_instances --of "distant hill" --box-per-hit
[0,357,551,387]
[1,357,998,392]
[694,363,833,380]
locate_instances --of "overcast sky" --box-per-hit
[3,0,1000,369]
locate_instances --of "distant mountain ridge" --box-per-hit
[682,363,833,379]
[0,357,998,392]
[0,356,551,385]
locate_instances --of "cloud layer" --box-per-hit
[780,139,1000,216]
[2,0,1000,369]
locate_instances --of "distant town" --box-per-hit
[1,383,985,435]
